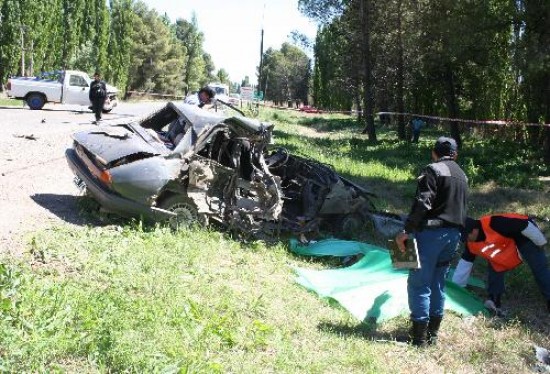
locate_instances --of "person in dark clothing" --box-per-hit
[395,136,468,347]
[410,117,426,143]
[184,86,215,108]
[453,215,550,316]
[89,72,107,122]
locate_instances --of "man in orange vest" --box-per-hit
[453,215,550,315]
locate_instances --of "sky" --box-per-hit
[140,0,318,84]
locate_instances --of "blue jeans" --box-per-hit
[408,227,461,323]
[488,240,550,301]
[412,129,420,143]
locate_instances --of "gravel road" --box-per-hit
[0,101,168,255]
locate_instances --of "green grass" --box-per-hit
[1,226,386,373]
[1,108,550,372]
[4,223,545,373]
[0,97,24,107]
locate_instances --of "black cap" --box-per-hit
[433,136,458,157]
[461,217,481,242]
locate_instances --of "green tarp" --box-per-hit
[291,239,488,322]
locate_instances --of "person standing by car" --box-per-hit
[452,215,550,316]
[395,136,468,347]
[184,86,215,108]
[89,72,107,123]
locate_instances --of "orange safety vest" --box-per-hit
[466,213,528,272]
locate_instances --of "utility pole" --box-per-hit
[258,29,264,96]
[20,25,27,76]
[257,2,266,97]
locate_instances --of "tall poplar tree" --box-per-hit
[0,0,22,82]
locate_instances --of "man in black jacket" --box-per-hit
[395,136,468,347]
[89,72,107,122]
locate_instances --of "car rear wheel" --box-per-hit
[158,195,205,230]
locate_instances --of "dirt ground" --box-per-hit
[0,101,166,256]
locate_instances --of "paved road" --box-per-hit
[0,101,169,255]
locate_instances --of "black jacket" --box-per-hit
[404,157,468,233]
[89,80,107,101]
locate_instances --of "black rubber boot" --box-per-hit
[427,316,443,345]
[488,294,502,308]
[410,321,428,347]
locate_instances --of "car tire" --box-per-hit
[158,194,205,230]
[26,93,46,110]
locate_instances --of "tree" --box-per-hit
[106,0,133,92]
[0,0,22,83]
[215,68,230,85]
[261,43,310,106]
[312,20,358,111]
[300,0,377,141]
[358,0,376,140]
[175,14,205,95]
[516,0,550,161]
[125,2,185,95]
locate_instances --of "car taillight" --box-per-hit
[75,144,112,187]
[99,170,112,186]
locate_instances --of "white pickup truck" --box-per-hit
[6,70,119,112]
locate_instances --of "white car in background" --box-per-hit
[6,70,118,112]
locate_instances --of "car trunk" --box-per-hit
[72,123,169,167]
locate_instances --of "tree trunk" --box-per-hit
[396,0,406,140]
[359,0,377,141]
[355,92,362,122]
[443,65,462,147]
[522,0,550,162]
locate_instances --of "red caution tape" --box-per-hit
[377,112,550,128]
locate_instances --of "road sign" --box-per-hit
[240,86,254,100]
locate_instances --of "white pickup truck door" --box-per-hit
[62,73,91,105]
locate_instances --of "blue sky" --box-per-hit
[140,0,318,84]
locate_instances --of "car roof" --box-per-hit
[167,102,273,135]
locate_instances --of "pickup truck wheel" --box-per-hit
[158,195,206,230]
[26,93,46,110]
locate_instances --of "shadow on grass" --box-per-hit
[295,116,364,133]
[317,319,409,345]
[31,193,113,228]
[275,117,549,196]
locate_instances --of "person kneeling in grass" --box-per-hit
[453,214,550,316]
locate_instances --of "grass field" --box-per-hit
[0,97,24,107]
[1,107,549,373]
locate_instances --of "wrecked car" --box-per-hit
[65,102,377,239]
